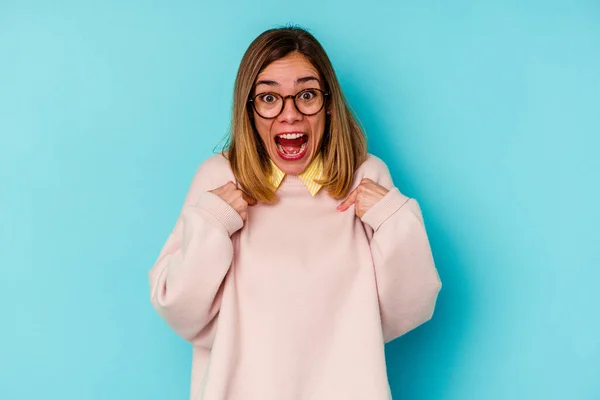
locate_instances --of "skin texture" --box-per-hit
[252,52,327,176]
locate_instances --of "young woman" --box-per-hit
[149,26,442,400]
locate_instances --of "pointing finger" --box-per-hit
[337,187,358,211]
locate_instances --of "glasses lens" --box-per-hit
[253,90,325,118]
[254,93,282,118]
[296,89,324,115]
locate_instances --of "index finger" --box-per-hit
[337,187,358,211]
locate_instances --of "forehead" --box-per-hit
[255,53,320,86]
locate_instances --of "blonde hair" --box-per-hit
[222,26,367,203]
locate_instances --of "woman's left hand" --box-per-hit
[337,178,389,218]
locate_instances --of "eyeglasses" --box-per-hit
[248,88,329,119]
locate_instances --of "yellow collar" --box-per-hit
[268,155,324,196]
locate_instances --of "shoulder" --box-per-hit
[196,152,232,175]
[354,153,394,189]
[183,152,235,206]
[357,153,390,174]
[195,152,236,188]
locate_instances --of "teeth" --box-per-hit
[278,133,306,139]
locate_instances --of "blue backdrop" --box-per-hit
[1,1,599,399]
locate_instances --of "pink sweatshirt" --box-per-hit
[149,153,442,400]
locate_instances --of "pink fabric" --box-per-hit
[149,153,442,400]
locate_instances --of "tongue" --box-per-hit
[276,136,308,155]
[282,146,299,154]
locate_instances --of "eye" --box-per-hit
[298,89,317,101]
[258,93,279,103]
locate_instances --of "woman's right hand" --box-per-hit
[209,181,257,222]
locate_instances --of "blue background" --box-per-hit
[1,1,599,399]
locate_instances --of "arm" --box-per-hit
[361,188,442,343]
[148,155,243,346]
[339,155,442,343]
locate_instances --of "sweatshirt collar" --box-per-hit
[268,155,324,196]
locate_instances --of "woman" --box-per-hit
[149,26,442,400]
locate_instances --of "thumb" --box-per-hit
[234,181,257,206]
[238,187,257,206]
[242,191,258,206]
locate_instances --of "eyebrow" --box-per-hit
[255,76,320,87]
[296,76,320,85]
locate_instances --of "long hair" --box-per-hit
[223,26,367,203]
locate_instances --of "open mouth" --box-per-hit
[275,133,309,161]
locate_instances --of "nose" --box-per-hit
[277,96,303,123]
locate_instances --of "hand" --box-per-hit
[337,178,389,218]
[209,181,257,222]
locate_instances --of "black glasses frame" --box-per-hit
[248,88,330,119]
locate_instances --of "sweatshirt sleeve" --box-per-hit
[148,155,243,346]
[360,158,442,343]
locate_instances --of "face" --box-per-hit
[251,52,327,175]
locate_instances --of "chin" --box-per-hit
[271,149,314,176]
[280,163,309,176]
